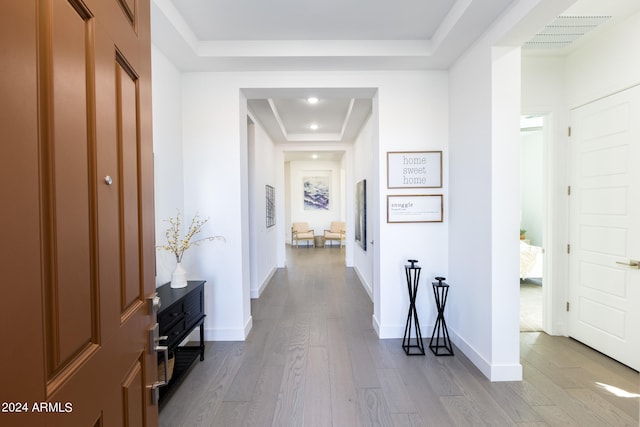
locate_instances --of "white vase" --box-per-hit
[171,262,188,288]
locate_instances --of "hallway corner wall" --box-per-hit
[151,45,185,286]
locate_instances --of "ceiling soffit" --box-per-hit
[152,0,515,71]
[246,89,373,145]
[171,0,453,41]
[155,1,640,147]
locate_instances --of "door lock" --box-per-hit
[147,293,161,315]
[148,323,169,405]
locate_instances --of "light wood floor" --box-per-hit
[159,247,639,426]
[520,281,542,332]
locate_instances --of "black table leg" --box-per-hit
[199,323,205,361]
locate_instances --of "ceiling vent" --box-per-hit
[524,15,611,50]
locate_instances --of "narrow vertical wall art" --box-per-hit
[355,179,367,250]
[266,184,275,228]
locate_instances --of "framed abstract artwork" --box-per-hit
[303,175,330,210]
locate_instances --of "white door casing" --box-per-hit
[568,85,640,371]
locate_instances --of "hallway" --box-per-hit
[159,247,639,426]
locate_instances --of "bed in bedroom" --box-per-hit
[520,241,543,280]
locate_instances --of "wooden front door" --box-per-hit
[0,0,157,426]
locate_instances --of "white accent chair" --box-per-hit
[324,221,346,248]
[291,222,315,247]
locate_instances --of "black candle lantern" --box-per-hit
[429,276,454,356]
[402,259,425,355]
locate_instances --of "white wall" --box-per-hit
[566,11,640,108]
[179,70,449,344]
[490,47,523,380]
[450,44,523,381]
[151,45,185,285]
[284,161,291,247]
[449,41,494,375]
[448,8,532,382]
[181,74,251,340]
[447,0,575,381]
[353,114,374,297]
[248,116,280,298]
[371,73,449,341]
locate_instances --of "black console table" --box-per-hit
[157,280,206,403]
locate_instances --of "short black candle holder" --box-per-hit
[402,259,425,356]
[429,276,454,356]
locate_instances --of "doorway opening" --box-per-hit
[519,114,546,332]
[284,150,347,254]
[243,88,378,329]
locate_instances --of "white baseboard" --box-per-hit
[376,322,411,339]
[371,316,414,339]
[244,316,253,339]
[450,328,522,381]
[251,267,276,299]
[549,321,567,337]
[203,316,253,341]
[354,266,373,301]
[370,321,522,381]
[488,363,523,381]
[372,314,380,336]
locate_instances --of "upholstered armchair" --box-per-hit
[324,221,346,247]
[291,222,315,247]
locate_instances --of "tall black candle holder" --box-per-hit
[429,276,454,356]
[402,259,425,356]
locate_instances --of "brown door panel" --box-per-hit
[41,0,97,377]
[0,0,156,425]
[0,0,47,413]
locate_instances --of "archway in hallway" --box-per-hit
[283,150,347,252]
[243,88,378,307]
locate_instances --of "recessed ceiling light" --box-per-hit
[307,97,319,104]
[310,123,318,130]
[312,154,318,159]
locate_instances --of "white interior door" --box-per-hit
[569,85,640,371]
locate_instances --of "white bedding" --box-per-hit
[520,241,543,279]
